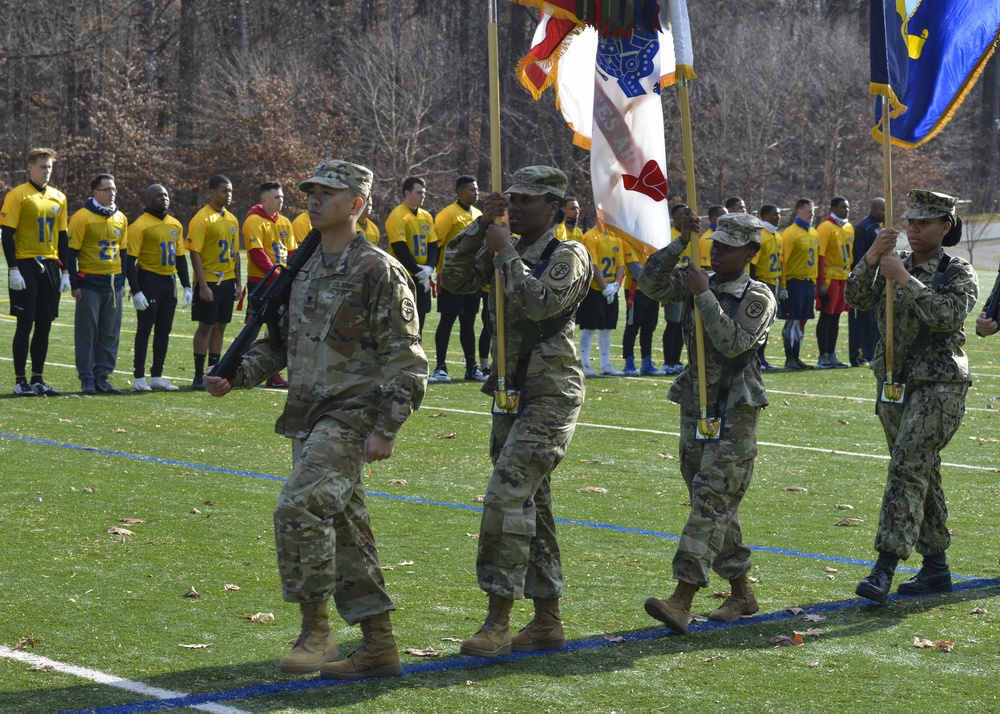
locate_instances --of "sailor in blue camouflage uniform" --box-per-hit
[845,189,978,603]
[205,160,427,678]
[441,166,592,658]
[638,211,776,634]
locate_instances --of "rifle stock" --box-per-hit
[213,230,321,380]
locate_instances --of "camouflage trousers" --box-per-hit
[477,397,580,600]
[673,405,759,587]
[273,416,394,624]
[874,381,967,559]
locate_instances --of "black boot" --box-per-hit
[856,552,899,603]
[897,553,952,595]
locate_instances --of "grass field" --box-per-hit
[0,271,998,714]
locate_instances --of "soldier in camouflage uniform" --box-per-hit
[204,161,427,677]
[638,211,776,634]
[441,166,592,658]
[975,267,999,337]
[845,190,978,603]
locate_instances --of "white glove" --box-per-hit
[8,269,25,291]
[610,280,621,293]
[182,287,193,306]
[59,272,71,293]
[416,265,433,281]
[418,276,431,293]
[601,283,617,304]
[778,289,789,301]
[133,291,149,311]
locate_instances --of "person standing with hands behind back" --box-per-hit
[204,161,427,680]
[845,190,978,603]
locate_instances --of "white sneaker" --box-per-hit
[428,367,451,384]
[132,377,152,392]
[599,364,623,376]
[582,363,597,377]
[148,376,180,391]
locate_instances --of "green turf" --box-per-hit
[0,272,998,713]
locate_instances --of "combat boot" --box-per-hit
[460,593,514,657]
[897,553,952,595]
[644,580,700,634]
[708,574,760,622]
[320,612,402,680]
[856,552,900,603]
[511,597,566,652]
[278,600,338,674]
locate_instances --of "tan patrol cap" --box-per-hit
[901,189,958,220]
[503,165,568,199]
[299,160,373,200]
[711,212,764,247]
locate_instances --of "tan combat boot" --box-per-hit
[460,593,514,658]
[709,574,760,622]
[511,597,566,652]
[644,580,700,634]
[278,600,338,674]
[320,612,402,680]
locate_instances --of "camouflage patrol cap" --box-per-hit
[298,160,373,200]
[711,212,764,247]
[503,165,568,199]
[901,189,958,220]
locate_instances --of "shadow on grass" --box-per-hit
[11,580,998,714]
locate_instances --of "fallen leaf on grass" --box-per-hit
[237,612,274,623]
[223,584,240,591]
[786,608,804,616]
[971,607,988,615]
[398,560,415,566]
[823,567,838,573]
[388,479,409,485]
[576,487,607,494]
[108,526,136,537]
[435,433,458,440]
[429,412,446,418]
[404,647,442,657]
[835,517,864,526]
[383,566,394,571]
[83,487,96,494]
[122,518,147,525]
[702,655,726,662]
[803,614,827,623]
[658,453,675,460]
[837,419,849,425]
[580,459,602,465]
[70,487,78,492]
[203,500,217,506]
[826,574,835,581]
[184,587,200,598]
[783,486,808,492]
[440,637,463,643]
[768,633,804,647]
[691,615,710,623]
[680,498,692,506]
[58,418,72,423]
[913,637,954,652]
[178,643,212,649]
[111,427,127,433]
[748,576,761,584]
[466,533,479,538]
[713,591,731,599]
[808,661,821,668]
[474,495,485,503]
[835,504,855,510]
[27,664,53,671]
[782,400,790,406]
[602,633,624,643]
[465,680,478,686]
[13,637,39,651]
[793,629,824,637]
[189,508,201,515]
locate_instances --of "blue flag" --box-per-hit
[870,0,1000,148]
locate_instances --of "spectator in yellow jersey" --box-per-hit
[66,174,128,395]
[697,205,728,268]
[359,198,384,249]
[244,181,297,388]
[724,196,746,214]
[814,197,853,369]
[292,209,312,243]
[750,204,783,371]
[187,175,242,390]
[1,148,71,396]
[554,197,584,242]
[430,176,485,383]
[781,198,820,370]
[385,176,438,335]
[578,226,626,376]
[126,184,191,392]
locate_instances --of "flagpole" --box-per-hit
[677,76,719,439]
[880,106,903,402]
[488,0,515,412]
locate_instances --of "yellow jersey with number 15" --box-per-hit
[385,203,437,269]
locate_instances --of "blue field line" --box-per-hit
[2,431,988,580]
[57,577,1000,714]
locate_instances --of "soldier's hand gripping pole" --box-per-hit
[879,108,905,404]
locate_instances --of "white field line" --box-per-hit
[0,646,251,714]
[431,406,999,473]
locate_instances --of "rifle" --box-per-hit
[987,269,1000,323]
[212,229,321,380]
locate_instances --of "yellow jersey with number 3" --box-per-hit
[186,205,239,282]
[0,182,68,260]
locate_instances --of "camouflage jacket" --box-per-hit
[235,233,427,439]
[638,237,776,411]
[441,219,591,404]
[844,249,978,385]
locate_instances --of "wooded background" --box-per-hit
[2,0,997,233]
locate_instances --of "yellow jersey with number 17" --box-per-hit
[0,182,68,260]
[128,212,186,276]
[185,205,239,282]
